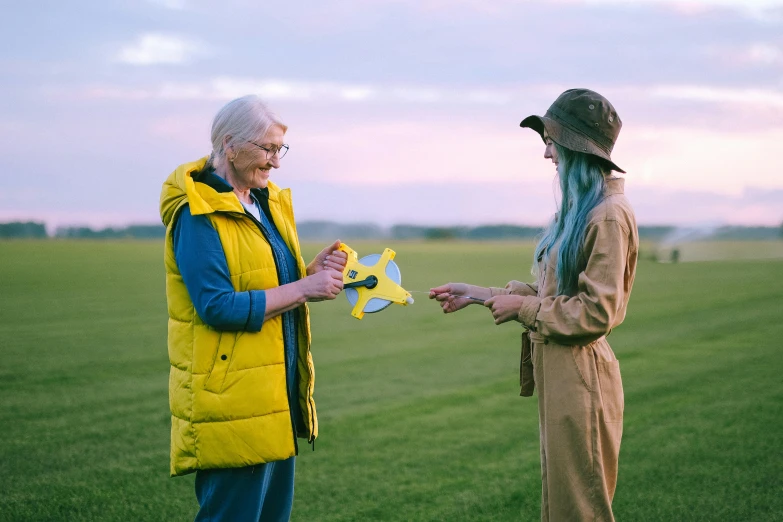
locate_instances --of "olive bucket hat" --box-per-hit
[520,88,625,173]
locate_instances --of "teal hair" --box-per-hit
[534,144,607,295]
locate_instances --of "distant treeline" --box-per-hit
[297,222,546,241]
[0,222,47,238]
[1,221,782,241]
[54,225,166,239]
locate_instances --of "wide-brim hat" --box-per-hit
[520,88,625,173]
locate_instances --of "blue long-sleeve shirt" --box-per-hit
[173,205,267,331]
[172,170,305,434]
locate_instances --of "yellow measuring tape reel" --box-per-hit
[338,243,414,320]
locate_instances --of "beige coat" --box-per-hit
[491,178,638,521]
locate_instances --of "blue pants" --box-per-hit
[194,457,296,522]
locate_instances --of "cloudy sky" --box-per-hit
[1,0,782,229]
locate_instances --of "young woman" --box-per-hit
[430,89,638,522]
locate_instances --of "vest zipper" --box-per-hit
[236,209,300,454]
[277,195,318,448]
[240,203,317,449]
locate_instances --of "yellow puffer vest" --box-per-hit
[160,157,317,477]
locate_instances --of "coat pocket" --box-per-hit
[519,331,535,397]
[597,360,624,423]
[203,332,236,393]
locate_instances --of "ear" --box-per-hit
[222,135,233,156]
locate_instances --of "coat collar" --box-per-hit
[604,177,625,197]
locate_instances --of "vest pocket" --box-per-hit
[204,332,236,393]
[597,360,624,423]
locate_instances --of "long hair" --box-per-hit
[534,144,608,295]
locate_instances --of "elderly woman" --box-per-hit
[160,95,347,521]
[430,89,638,521]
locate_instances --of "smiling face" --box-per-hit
[228,124,286,190]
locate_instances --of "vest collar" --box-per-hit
[159,156,292,226]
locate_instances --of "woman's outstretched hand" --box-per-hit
[484,295,525,325]
[307,239,348,276]
[429,283,476,314]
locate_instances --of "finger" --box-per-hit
[429,284,451,295]
[484,297,495,308]
[326,260,345,271]
[320,240,340,257]
[448,298,464,311]
[328,256,347,269]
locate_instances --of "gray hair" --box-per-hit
[209,95,287,170]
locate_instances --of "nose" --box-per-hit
[269,154,281,169]
[544,145,552,160]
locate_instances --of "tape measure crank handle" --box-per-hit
[344,275,379,289]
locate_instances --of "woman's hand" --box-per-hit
[485,295,525,325]
[307,239,348,276]
[429,283,477,314]
[298,269,344,302]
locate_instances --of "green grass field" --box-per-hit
[652,240,783,263]
[1,240,781,521]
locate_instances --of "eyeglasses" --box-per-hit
[247,141,289,160]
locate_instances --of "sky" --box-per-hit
[1,0,782,229]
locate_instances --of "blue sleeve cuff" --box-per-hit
[246,290,266,332]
